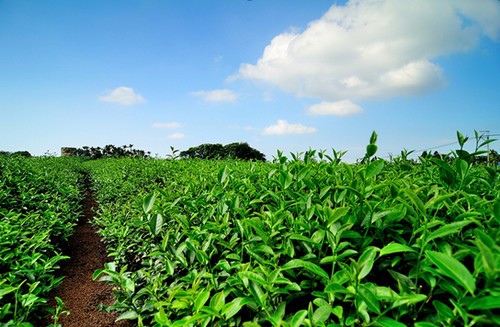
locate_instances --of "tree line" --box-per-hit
[71,142,266,161]
[179,142,266,161]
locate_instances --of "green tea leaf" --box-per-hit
[433,300,454,322]
[358,284,381,314]
[122,277,135,293]
[430,158,456,186]
[239,271,269,287]
[468,295,500,310]
[149,213,163,236]
[366,160,385,179]
[243,322,261,327]
[0,285,17,299]
[494,200,500,221]
[194,290,211,312]
[366,144,378,158]
[142,192,156,214]
[403,188,425,216]
[425,250,476,294]
[289,234,315,243]
[325,283,352,295]
[475,235,496,281]
[358,247,378,280]
[312,304,332,325]
[249,281,266,307]
[116,310,139,321]
[374,317,407,327]
[269,302,286,325]
[325,206,350,227]
[332,305,343,320]
[165,259,174,275]
[370,131,378,145]
[414,323,439,327]
[210,291,226,312]
[388,270,415,293]
[391,294,427,309]
[282,259,329,280]
[289,310,307,327]
[379,243,416,257]
[426,220,473,244]
[218,166,229,185]
[457,131,468,148]
[222,297,254,319]
[425,193,454,210]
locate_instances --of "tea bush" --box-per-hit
[89,135,499,326]
[0,156,83,326]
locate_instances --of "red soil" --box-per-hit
[43,179,134,327]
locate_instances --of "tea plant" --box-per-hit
[0,156,83,326]
[89,132,498,326]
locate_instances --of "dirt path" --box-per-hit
[43,175,134,327]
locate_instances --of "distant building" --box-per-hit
[61,147,77,156]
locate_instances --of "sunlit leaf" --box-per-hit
[366,160,385,179]
[358,247,378,280]
[426,250,476,294]
[468,295,500,310]
[325,206,350,227]
[358,284,380,314]
[312,304,332,325]
[149,213,163,236]
[116,310,139,321]
[222,297,254,320]
[282,259,329,280]
[379,243,416,257]
[194,290,211,312]
[289,310,307,327]
[426,220,473,244]
[391,294,427,309]
[142,192,156,214]
[374,316,407,327]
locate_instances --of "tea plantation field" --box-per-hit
[1,136,499,326]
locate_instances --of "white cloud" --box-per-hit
[263,119,316,135]
[308,100,363,116]
[168,133,185,140]
[99,86,145,106]
[237,0,500,101]
[152,122,182,129]
[191,89,238,103]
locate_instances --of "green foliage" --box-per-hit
[0,156,83,325]
[76,144,151,159]
[0,151,32,157]
[85,133,498,326]
[364,131,378,162]
[1,131,498,326]
[180,142,266,161]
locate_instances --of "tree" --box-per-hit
[223,142,266,161]
[180,142,266,161]
[75,144,150,159]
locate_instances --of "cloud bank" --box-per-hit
[263,119,316,135]
[99,86,145,106]
[191,89,238,103]
[308,100,363,116]
[168,133,185,140]
[237,0,500,103]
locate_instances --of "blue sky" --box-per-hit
[1,0,499,162]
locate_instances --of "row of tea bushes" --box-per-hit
[88,147,499,326]
[0,156,83,326]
